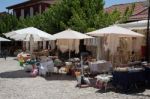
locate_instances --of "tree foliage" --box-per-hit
[0,14,18,35]
[0,0,134,35]
[43,0,121,33]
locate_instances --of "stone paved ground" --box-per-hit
[0,57,150,99]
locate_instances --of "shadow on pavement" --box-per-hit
[45,74,76,81]
[0,70,31,78]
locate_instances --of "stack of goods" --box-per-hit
[32,50,49,57]
[38,57,54,76]
[17,52,31,66]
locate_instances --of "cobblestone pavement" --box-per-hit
[0,57,150,99]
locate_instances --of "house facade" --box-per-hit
[6,0,56,18]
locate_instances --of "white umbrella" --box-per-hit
[54,29,93,39]
[0,37,10,55]
[4,27,56,41]
[87,25,144,37]
[54,29,93,75]
[86,25,144,61]
[0,37,10,41]
[53,29,93,58]
[117,20,149,30]
[4,27,56,52]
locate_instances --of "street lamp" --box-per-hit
[144,0,150,62]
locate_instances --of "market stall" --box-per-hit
[4,27,56,53]
[53,29,93,75]
[86,25,144,65]
[4,27,56,76]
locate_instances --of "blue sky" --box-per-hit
[0,0,144,12]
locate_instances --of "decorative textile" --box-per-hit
[104,35,119,55]
[30,35,34,52]
[132,38,143,52]
[56,40,69,53]
[75,40,80,54]
[43,41,46,49]
[89,60,112,74]
[56,39,80,54]
[25,42,29,50]
[84,38,98,46]
[126,38,132,52]
[49,41,55,50]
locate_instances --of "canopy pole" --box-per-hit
[69,50,71,59]
[0,42,1,56]
[96,38,101,61]
[146,3,150,62]
[80,55,84,76]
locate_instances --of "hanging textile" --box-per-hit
[132,37,143,52]
[125,37,132,52]
[34,41,38,50]
[25,41,29,51]
[84,38,97,46]
[75,40,80,54]
[56,39,80,54]
[43,41,46,49]
[39,42,43,49]
[57,40,69,53]
[30,35,34,52]
[23,42,26,50]
[104,35,119,55]
[68,39,74,51]
[49,41,55,50]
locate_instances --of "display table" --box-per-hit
[32,50,49,57]
[95,74,112,90]
[89,60,112,74]
[144,66,150,84]
[112,68,145,91]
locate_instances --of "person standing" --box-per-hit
[3,48,7,60]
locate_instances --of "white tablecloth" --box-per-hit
[39,60,54,76]
[89,60,112,74]
[96,74,112,83]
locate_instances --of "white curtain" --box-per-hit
[49,41,55,50]
[104,35,120,55]
[132,37,143,52]
[43,41,46,49]
[25,42,29,51]
[56,39,80,54]
[30,35,34,52]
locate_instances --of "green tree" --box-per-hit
[1,0,125,35]
[17,14,45,30]
[43,0,113,33]
[0,14,18,35]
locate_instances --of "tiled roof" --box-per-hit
[129,8,148,21]
[105,1,148,21]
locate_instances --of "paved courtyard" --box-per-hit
[0,57,150,99]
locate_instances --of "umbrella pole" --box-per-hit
[69,50,71,59]
[80,55,84,76]
[0,42,1,56]
[97,38,100,60]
